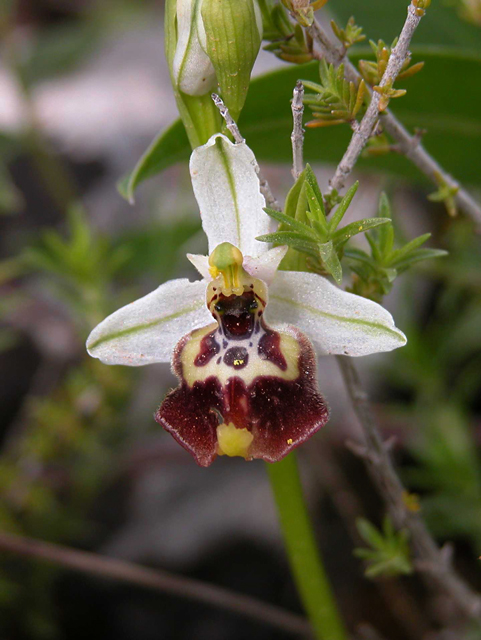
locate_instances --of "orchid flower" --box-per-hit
[87,134,406,467]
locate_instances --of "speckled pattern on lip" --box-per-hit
[155,278,329,467]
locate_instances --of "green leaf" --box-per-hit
[332,217,391,247]
[344,247,376,268]
[304,164,326,218]
[357,518,385,549]
[355,517,413,579]
[330,0,481,52]
[284,171,306,219]
[388,232,432,264]
[263,207,318,239]
[392,248,449,271]
[120,49,481,200]
[256,230,317,246]
[256,231,320,257]
[327,181,359,233]
[375,192,394,255]
[318,240,343,283]
[304,183,328,237]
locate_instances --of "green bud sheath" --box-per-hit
[165,0,222,148]
[201,0,262,121]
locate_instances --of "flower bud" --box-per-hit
[172,0,218,96]
[201,0,263,120]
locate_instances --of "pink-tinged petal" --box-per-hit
[156,279,329,466]
[187,253,212,280]
[243,246,288,285]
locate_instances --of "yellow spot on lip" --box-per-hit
[217,423,253,458]
[287,438,293,445]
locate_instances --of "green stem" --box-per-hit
[266,452,348,640]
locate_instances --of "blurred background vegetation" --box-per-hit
[0,0,480,638]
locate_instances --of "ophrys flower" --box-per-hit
[87,134,406,466]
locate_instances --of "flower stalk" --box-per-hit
[267,453,348,640]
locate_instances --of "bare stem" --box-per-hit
[306,14,481,224]
[291,81,305,179]
[336,356,481,623]
[211,93,279,210]
[211,92,245,143]
[328,3,423,198]
[0,531,312,637]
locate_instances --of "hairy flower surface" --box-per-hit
[87,134,406,466]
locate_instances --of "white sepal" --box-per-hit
[267,271,407,357]
[86,279,210,366]
[190,134,271,258]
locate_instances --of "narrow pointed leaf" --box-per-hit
[388,232,431,264]
[344,247,376,268]
[305,182,328,237]
[392,248,448,271]
[264,207,318,239]
[304,164,326,217]
[328,181,359,233]
[366,232,383,263]
[256,231,319,257]
[306,210,328,238]
[318,241,343,284]
[376,192,393,255]
[357,518,386,548]
[333,217,391,247]
[284,171,306,220]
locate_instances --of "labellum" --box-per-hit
[156,242,329,467]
